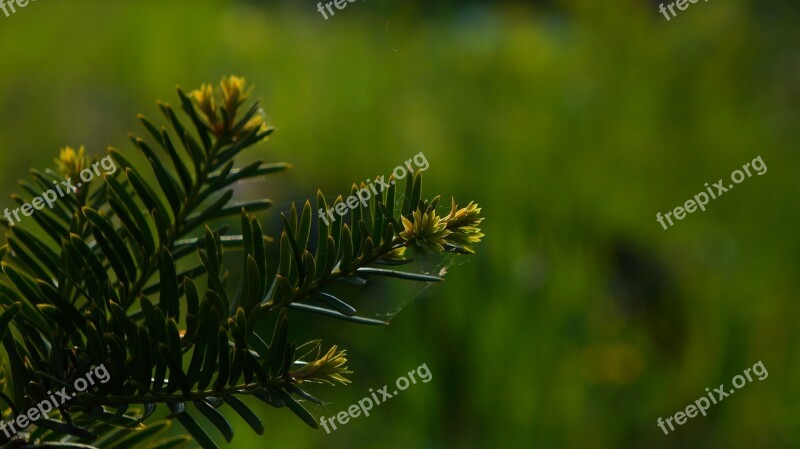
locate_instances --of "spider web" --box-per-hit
[370,251,462,322]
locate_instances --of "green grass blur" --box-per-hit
[0,0,798,448]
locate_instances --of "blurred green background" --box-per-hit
[1,0,799,447]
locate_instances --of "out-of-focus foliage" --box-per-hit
[0,0,797,448]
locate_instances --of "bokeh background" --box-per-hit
[1,0,799,447]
